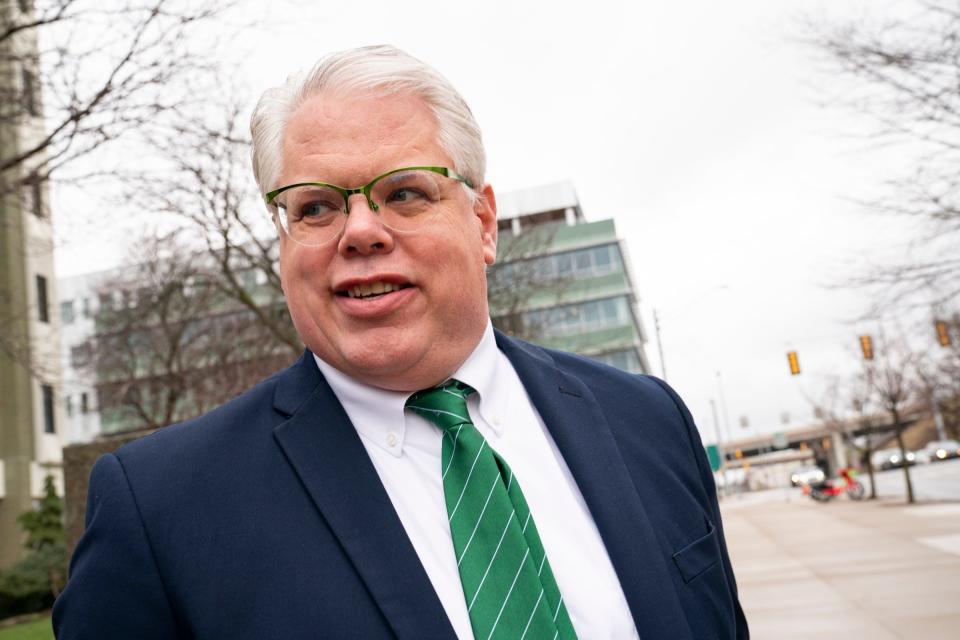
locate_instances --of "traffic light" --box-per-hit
[787,351,800,375]
[859,335,874,360]
[935,320,952,347]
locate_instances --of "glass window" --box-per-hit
[36,275,49,323]
[81,392,89,414]
[584,301,600,324]
[61,300,74,324]
[534,257,556,281]
[98,292,113,311]
[575,251,592,273]
[65,395,73,418]
[601,298,620,322]
[21,67,37,116]
[82,297,91,318]
[42,384,55,433]
[593,246,612,272]
[32,181,44,218]
[70,344,91,368]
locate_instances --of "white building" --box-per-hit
[57,272,109,443]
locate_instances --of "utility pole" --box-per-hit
[653,308,667,381]
[711,398,727,498]
[716,371,733,444]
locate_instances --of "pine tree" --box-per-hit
[0,475,67,608]
[18,476,65,552]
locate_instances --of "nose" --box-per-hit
[337,193,394,256]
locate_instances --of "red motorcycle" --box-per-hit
[803,468,865,502]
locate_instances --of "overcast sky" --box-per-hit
[55,0,932,444]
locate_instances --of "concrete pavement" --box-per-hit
[720,489,960,639]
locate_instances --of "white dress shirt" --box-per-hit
[315,323,639,639]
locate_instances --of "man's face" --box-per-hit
[276,91,497,391]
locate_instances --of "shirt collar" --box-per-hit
[314,321,506,458]
[450,322,507,438]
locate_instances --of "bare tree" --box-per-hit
[0,0,238,379]
[120,97,302,356]
[805,1,960,310]
[0,0,233,191]
[488,223,573,341]
[848,375,883,500]
[86,232,293,432]
[866,333,918,503]
[807,375,882,494]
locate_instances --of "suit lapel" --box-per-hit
[496,333,693,640]
[271,353,456,640]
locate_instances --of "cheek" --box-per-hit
[279,248,325,308]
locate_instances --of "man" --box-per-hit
[54,45,748,639]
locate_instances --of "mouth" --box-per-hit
[336,280,413,300]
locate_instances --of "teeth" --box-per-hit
[346,282,402,298]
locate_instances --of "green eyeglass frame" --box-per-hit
[264,165,474,213]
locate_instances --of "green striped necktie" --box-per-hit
[406,380,578,640]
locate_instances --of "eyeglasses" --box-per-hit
[265,166,474,247]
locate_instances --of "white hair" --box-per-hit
[250,45,486,197]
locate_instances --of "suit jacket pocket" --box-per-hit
[672,520,720,584]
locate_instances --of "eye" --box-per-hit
[387,187,427,203]
[283,186,343,224]
[299,199,340,219]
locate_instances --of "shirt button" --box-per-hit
[387,432,398,447]
[493,416,502,426]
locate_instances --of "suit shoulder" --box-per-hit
[112,353,316,463]
[533,341,667,392]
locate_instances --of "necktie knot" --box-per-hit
[406,379,476,434]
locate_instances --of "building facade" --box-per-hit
[489,181,650,374]
[58,255,296,441]
[58,272,107,443]
[0,0,68,568]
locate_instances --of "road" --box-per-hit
[862,457,960,502]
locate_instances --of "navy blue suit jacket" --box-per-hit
[54,332,748,639]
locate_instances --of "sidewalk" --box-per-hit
[720,490,960,639]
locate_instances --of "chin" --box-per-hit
[331,334,425,382]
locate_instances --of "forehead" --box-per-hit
[280,90,447,185]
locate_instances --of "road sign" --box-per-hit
[706,444,723,472]
[772,431,788,449]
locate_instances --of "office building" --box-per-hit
[489,181,650,373]
[0,0,68,568]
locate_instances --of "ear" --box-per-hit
[475,183,498,266]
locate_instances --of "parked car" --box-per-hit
[872,448,915,471]
[922,439,960,462]
[790,466,826,487]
